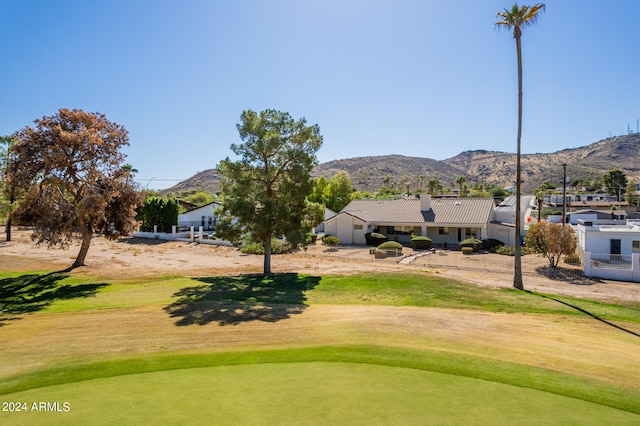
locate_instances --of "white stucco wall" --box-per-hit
[324,213,367,245]
[569,214,598,226]
[337,214,353,244]
[577,223,640,255]
[178,203,220,230]
[488,223,515,246]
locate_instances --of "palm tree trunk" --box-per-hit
[513,33,524,290]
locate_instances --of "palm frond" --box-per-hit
[522,3,546,27]
[495,3,545,33]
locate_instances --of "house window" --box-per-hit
[390,226,412,235]
[633,241,640,253]
[354,224,363,230]
[439,227,449,235]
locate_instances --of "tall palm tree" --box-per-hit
[427,178,441,196]
[496,3,545,290]
[455,176,466,197]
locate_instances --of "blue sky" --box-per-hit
[2,1,639,190]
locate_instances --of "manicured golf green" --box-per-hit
[2,271,640,423]
[3,362,639,426]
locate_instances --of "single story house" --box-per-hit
[576,219,640,282]
[314,207,337,233]
[566,209,628,225]
[576,219,640,256]
[323,195,497,246]
[178,202,222,231]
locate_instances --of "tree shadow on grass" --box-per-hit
[535,266,602,286]
[525,290,640,339]
[0,272,109,327]
[164,273,321,326]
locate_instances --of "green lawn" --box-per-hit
[1,271,640,423]
[3,271,639,323]
[4,361,639,425]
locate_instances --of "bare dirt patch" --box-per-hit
[1,229,638,303]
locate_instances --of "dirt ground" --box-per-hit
[1,229,639,303]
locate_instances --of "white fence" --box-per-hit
[132,226,232,246]
[582,252,640,282]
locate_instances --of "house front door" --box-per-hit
[610,239,621,255]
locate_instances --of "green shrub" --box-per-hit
[539,209,563,218]
[495,245,529,256]
[378,241,403,250]
[240,239,290,255]
[378,240,403,257]
[308,233,318,243]
[411,236,432,250]
[241,242,264,254]
[496,245,515,256]
[323,235,340,246]
[462,247,473,255]
[564,253,581,265]
[460,238,482,252]
[481,239,504,250]
[365,232,388,246]
[136,197,179,233]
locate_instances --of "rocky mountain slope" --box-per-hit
[161,134,640,195]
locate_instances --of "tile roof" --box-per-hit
[342,197,495,225]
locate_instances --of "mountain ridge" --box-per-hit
[160,134,640,195]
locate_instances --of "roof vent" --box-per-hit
[455,201,462,206]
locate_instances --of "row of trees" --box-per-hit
[1,108,325,275]
[535,168,637,205]
[308,171,509,209]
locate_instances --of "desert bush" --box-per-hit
[365,232,388,246]
[411,236,432,250]
[495,245,529,256]
[462,247,473,255]
[378,241,403,250]
[526,221,578,268]
[564,253,581,265]
[240,239,289,255]
[378,240,403,257]
[482,238,504,250]
[241,242,264,254]
[322,235,340,247]
[540,207,559,218]
[460,238,482,252]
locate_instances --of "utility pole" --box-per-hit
[562,163,567,226]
